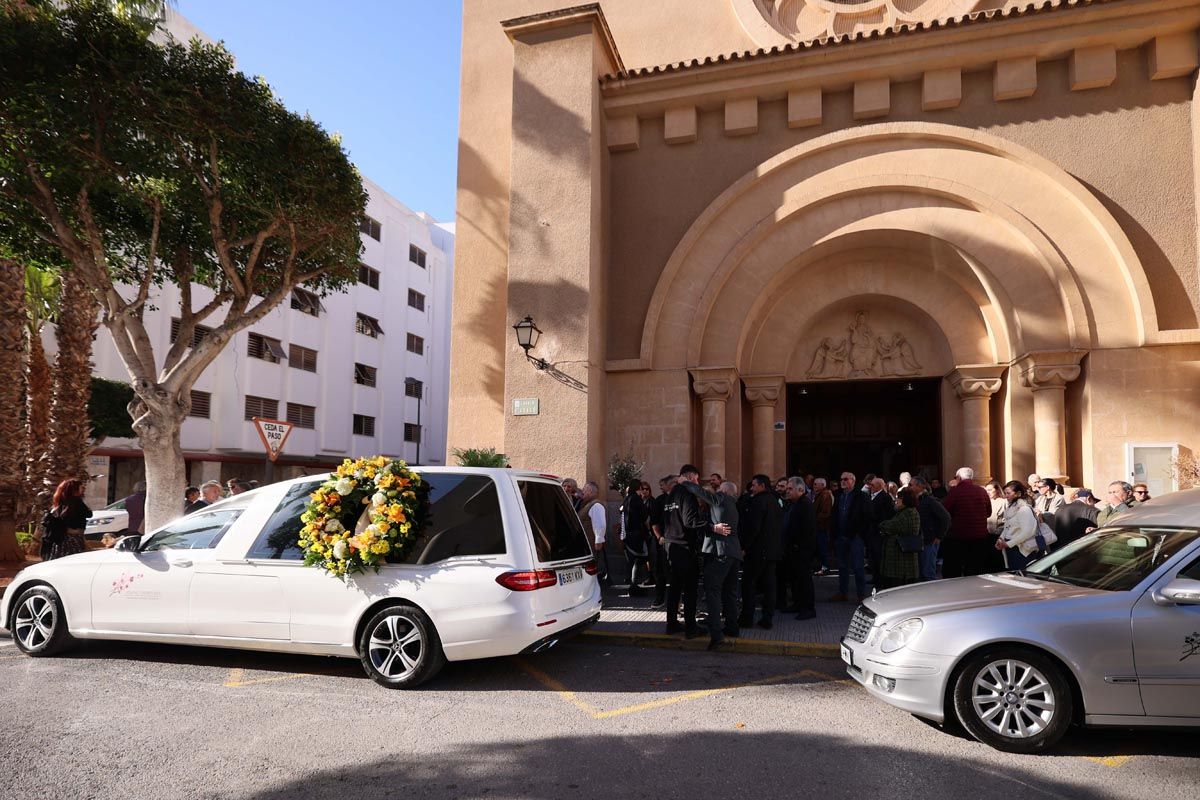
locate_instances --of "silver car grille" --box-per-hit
[845,605,876,644]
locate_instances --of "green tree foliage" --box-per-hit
[0,1,367,528]
[88,376,135,444]
[452,448,510,468]
[607,451,644,492]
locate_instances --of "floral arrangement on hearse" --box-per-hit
[298,456,430,578]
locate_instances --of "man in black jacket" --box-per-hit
[832,472,873,602]
[738,474,784,630]
[662,464,708,637]
[782,477,817,620]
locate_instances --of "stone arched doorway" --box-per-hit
[635,122,1157,485]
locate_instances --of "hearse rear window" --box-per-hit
[519,480,592,563]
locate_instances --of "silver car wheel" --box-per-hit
[14,594,56,650]
[971,658,1056,739]
[367,613,424,680]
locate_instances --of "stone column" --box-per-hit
[1018,351,1085,482]
[743,375,784,479]
[948,366,1005,482]
[689,368,738,479]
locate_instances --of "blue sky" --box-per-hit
[177,1,463,223]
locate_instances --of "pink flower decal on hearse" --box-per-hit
[110,572,145,596]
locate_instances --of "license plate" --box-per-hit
[558,567,583,586]
[840,643,853,666]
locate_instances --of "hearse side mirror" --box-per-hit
[114,535,141,553]
[1153,577,1200,606]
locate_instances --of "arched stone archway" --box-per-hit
[638,122,1156,483]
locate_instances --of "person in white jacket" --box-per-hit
[994,480,1043,570]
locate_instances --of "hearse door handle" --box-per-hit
[169,558,193,568]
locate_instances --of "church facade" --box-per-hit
[449,0,1200,493]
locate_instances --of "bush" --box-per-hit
[607,451,644,492]
[452,447,509,468]
[16,531,33,547]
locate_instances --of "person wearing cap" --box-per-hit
[1053,487,1099,548]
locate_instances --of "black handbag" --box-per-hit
[898,533,924,554]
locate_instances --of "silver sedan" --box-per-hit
[841,489,1200,752]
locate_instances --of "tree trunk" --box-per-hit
[136,405,186,532]
[40,269,98,504]
[0,259,27,563]
[24,328,50,522]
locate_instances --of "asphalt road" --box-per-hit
[0,635,1197,800]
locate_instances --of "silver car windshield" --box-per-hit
[1025,527,1199,591]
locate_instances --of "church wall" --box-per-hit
[604,368,694,486]
[606,48,1198,361]
[1083,344,1200,489]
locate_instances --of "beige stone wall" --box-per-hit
[606,52,1198,361]
[455,1,1200,492]
[450,0,758,472]
[1084,344,1200,488]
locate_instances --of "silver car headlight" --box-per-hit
[880,618,923,653]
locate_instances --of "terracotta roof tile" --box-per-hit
[600,0,1111,83]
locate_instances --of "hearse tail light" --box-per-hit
[496,570,559,591]
[582,560,598,575]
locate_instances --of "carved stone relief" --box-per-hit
[731,0,996,46]
[805,311,922,379]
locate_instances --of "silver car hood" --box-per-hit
[864,573,1099,620]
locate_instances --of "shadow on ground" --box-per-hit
[235,729,1198,800]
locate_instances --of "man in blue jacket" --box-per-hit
[832,472,872,602]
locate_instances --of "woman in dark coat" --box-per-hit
[878,487,921,589]
[42,478,92,560]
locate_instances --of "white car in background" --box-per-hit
[83,499,130,540]
[2,469,601,688]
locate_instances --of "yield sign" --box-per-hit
[252,417,294,462]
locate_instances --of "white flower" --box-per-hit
[324,519,344,533]
[364,524,381,538]
[334,477,355,495]
[332,540,348,560]
[372,491,387,507]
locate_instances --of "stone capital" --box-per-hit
[1016,350,1086,390]
[743,375,784,408]
[947,365,1005,400]
[689,367,738,402]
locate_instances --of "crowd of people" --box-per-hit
[559,466,1153,651]
[37,475,262,561]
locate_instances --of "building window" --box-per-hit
[244,395,279,421]
[360,215,382,241]
[407,289,425,311]
[356,313,384,338]
[170,318,213,349]
[409,244,426,268]
[404,423,421,443]
[358,263,380,289]
[354,363,377,387]
[404,378,423,398]
[288,344,318,373]
[248,332,287,363]
[290,287,322,317]
[188,390,211,418]
[352,414,375,437]
[286,402,316,429]
[406,333,424,355]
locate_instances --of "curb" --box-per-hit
[580,628,840,659]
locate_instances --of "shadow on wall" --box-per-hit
[1079,178,1198,331]
[455,72,591,412]
[241,730,1134,800]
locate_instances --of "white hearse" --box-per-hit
[2,468,601,688]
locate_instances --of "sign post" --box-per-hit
[252,417,294,484]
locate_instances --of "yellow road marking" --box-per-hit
[1086,756,1132,768]
[223,667,311,688]
[515,659,837,720]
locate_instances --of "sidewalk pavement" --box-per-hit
[582,574,856,658]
